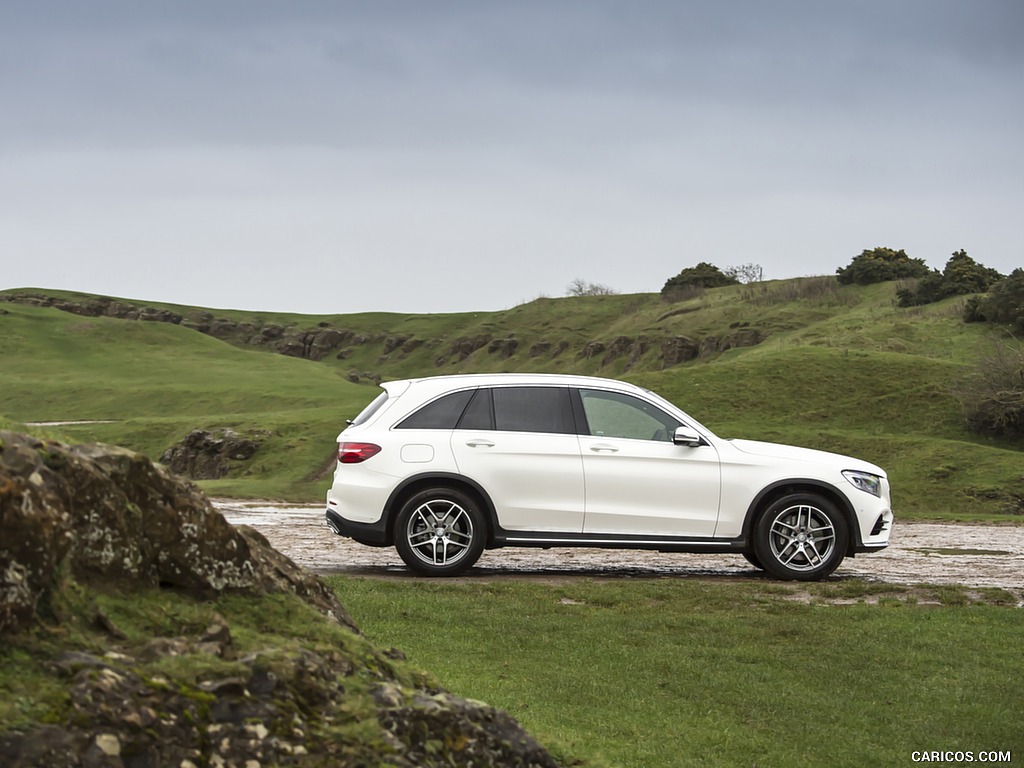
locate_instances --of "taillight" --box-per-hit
[338,442,382,464]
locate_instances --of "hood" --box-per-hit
[728,439,885,477]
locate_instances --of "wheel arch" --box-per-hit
[383,472,499,547]
[743,479,860,555]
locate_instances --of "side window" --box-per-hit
[579,389,681,442]
[396,390,474,430]
[456,388,493,430]
[492,387,574,434]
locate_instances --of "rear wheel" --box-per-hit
[753,493,848,581]
[394,488,486,576]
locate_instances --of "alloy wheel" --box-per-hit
[766,503,836,572]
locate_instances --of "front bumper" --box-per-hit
[850,504,894,554]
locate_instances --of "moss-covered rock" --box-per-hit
[0,431,570,766]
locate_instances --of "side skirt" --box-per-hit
[491,530,746,554]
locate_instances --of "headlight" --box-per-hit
[843,470,882,497]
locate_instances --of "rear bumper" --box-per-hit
[325,508,390,547]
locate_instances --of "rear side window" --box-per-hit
[492,387,574,434]
[396,390,474,430]
[457,388,493,430]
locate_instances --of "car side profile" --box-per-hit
[325,373,892,580]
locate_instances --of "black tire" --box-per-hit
[753,493,849,581]
[742,550,765,571]
[394,487,486,576]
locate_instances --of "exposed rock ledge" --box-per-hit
[0,431,565,767]
[1,291,767,371]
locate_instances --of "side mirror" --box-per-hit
[672,426,704,447]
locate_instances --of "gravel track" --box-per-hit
[216,501,1024,596]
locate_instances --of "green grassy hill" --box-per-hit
[1,281,1020,519]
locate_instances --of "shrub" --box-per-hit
[661,262,737,299]
[956,338,1024,439]
[963,268,1024,334]
[897,251,1003,307]
[660,284,706,304]
[836,247,930,285]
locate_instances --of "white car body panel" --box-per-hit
[579,435,722,536]
[451,431,585,532]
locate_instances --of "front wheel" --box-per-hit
[394,488,486,576]
[753,493,849,581]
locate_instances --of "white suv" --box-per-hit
[325,373,892,580]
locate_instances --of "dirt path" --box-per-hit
[215,501,1024,594]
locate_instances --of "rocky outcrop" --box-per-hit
[600,335,649,368]
[451,335,491,360]
[488,338,519,359]
[661,336,700,367]
[698,328,765,358]
[0,430,352,633]
[0,431,567,767]
[0,293,184,325]
[160,428,262,480]
[0,291,769,373]
[0,644,562,768]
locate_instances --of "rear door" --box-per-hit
[450,386,585,532]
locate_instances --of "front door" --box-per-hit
[577,388,721,537]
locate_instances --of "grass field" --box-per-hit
[1,281,1021,517]
[3,282,1023,767]
[329,576,1024,768]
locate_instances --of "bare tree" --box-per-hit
[566,278,618,297]
[724,263,765,284]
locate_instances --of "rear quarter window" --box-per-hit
[350,391,389,426]
[396,389,475,429]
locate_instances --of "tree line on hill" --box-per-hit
[650,247,1022,442]
[652,246,1021,334]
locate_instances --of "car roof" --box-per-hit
[384,372,651,394]
[387,372,643,391]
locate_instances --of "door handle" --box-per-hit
[589,444,619,453]
[466,439,495,448]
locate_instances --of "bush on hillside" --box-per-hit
[662,262,737,300]
[956,337,1024,439]
[566,278,618,297]
[836,247,930,285]
[897,251,1004,307]
[964,268,1024,334]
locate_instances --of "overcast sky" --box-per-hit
[2,1,1022,314]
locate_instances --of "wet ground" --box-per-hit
[215,500,1024,595]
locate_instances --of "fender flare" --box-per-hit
[383,472,500,544]
[742,479,861,552]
